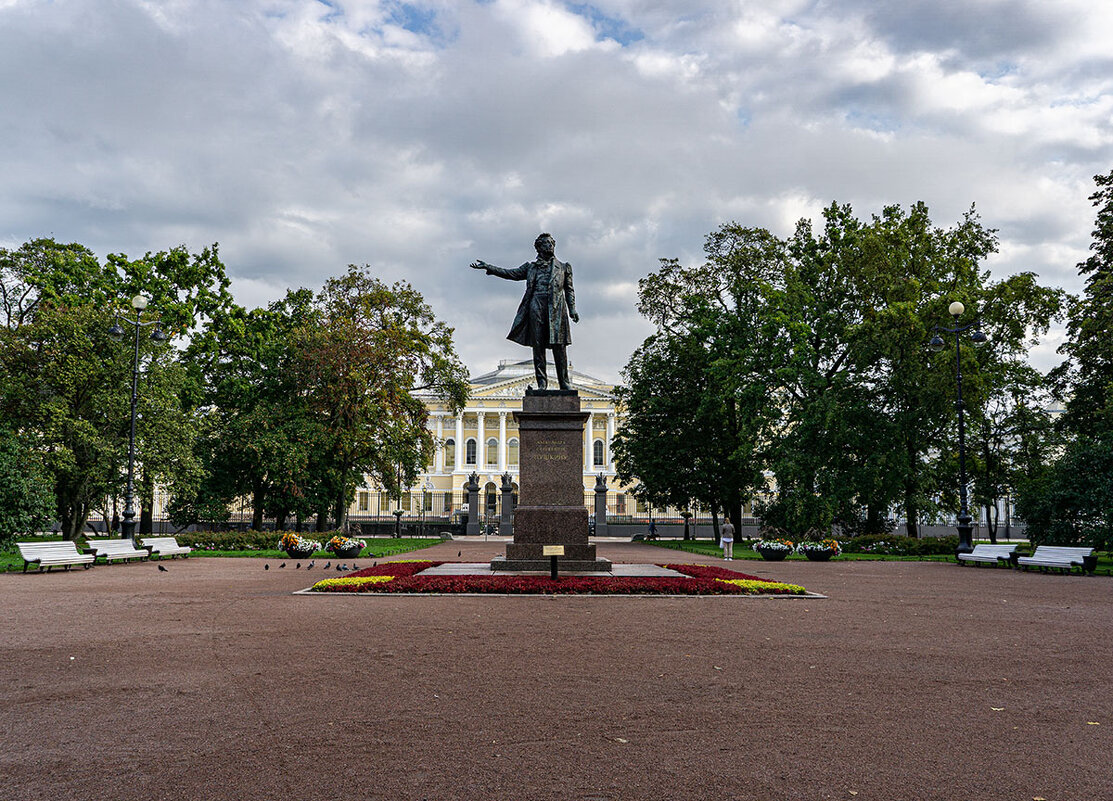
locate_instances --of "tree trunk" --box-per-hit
[274,508,289,532]
[251,484,265,531]
[333,492,348,533]
[139,472,155,535]
[903,492,918,539]
[985,503,998,544]
[315,503,330,532]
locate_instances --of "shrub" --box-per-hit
[176,530,342,552]
[838,534,958,556]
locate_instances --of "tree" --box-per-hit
[617,203,1063,540]
[297,267,470,530]
[0,238,231,539]
[176,290,322,530]
[1053,169,1113,435]
[0,427,54,547]
[1018,169,1113,547]
[613,227,786,528]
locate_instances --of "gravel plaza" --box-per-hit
[2,538,1110,801]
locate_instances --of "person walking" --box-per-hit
[721,518,735,560]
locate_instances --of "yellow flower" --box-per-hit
[311,575,394,590]
[715,578,806,595]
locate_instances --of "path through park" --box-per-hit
[2,539,1109,800]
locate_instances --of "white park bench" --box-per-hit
[140,536,192,559]
[1016,546,1097,575]
[18,542,95,573]
[84,538,151,563]
[956,543,1018,567]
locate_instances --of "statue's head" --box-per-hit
[535,233,555,257]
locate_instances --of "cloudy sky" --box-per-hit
[2,0,1111,382]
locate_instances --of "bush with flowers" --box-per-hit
[278,532,322,556]
[326,535,364,556]
[751,537,794,553]
[796,538,842,556]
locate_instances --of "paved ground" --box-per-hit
[3,539,1110,801]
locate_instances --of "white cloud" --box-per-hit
[1,0,1110,382]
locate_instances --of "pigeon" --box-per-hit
[279,562,286,569]
[295,563,301,569]
[322,561,331,570]
[336,563,345,571]
[264,564,269,570]
[157,564,168,572]
[306,561,314,570]
[458,550,462,557]
[351,563,359,571]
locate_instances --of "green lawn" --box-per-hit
[0,536,440,571]
[647,539,1113,573]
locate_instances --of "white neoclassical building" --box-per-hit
[350,358,628,521]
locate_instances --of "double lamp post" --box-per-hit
[928,301,987,555]
[108,294,167,543]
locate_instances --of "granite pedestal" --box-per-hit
[490,389,611,572]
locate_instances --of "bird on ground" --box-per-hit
[351,563,359,570]
[322,561,331,570]
[279,562,286,569]
[336,563,346,571]
[306,561,315,570]
[157,565,168,572]
[264,564,269,570]
[295,563,301,569]
[458,550,462,557]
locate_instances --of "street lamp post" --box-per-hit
[928,301,987,555]
[108,294,167,544]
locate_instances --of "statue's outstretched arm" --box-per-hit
[471,261,529,281]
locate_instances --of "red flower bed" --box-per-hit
[314,560,806,596]
[346,561,443,578]
[663,563,770,581]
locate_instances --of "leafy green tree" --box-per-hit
[1019,169,1113,547]
[1054,169,1113,435]
[176,290,322,530]
[613,227,786,528]
[298,267,470,530]
[617,203,1063,540]
[0,238,231,539]
[0,427,55,547]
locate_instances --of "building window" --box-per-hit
[486,437,498,467]
[465,438,476,465]
[616,494,627,515]
[358,491,369,512]
[508,437,519,467]
[485,482,498,514]
[444,438,455,469]
[593,439,605,467]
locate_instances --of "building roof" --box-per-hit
[470,358,609,389]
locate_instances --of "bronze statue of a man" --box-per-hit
[471,233,580,391]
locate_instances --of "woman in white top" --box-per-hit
[720,519,735,560]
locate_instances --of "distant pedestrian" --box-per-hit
[648,520,657,540]
[721,519,735,560]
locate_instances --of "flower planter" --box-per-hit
[285,547,316,560]
[756,547,789,561]
[803,550,834,562]
[332,545,362,559]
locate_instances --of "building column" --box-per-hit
[498,411,508,472]
[435,414,444,473]
[584,411,594,472]
[476,411,486,470]
[606,412,616,471]
[455,413,464,472]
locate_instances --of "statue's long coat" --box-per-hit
[483,257,577,347]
